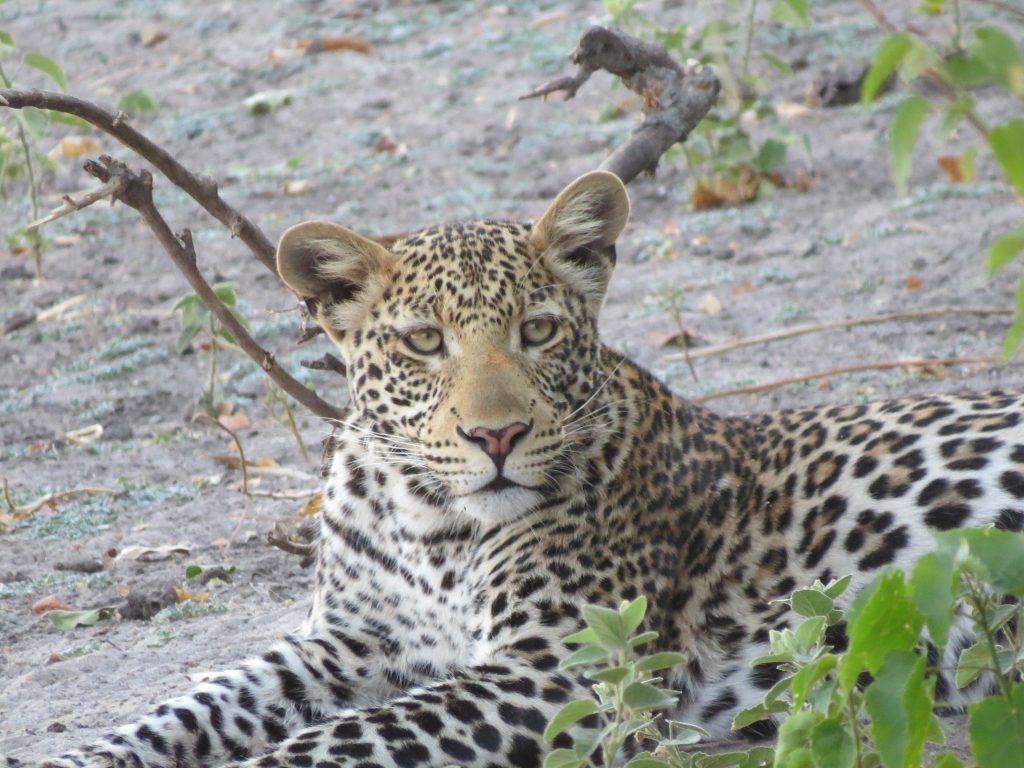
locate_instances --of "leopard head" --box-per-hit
[277,171,629,525]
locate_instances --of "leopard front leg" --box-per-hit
[222,661,581,768]
[20,631,378,768]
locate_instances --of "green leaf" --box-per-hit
[754,139,787,174]
[986,227,1024,276]
[118,89,159,114]
[543,748,584,768]
[1004,278,1024,358]
[624,756,672,768]
[23,51,67,91]
[794,616,827,651]
[915,0,944,12]
[589,665,633,685]
[791,654,837,710]
[0,30,14,47]
[955,641,992,689]
[991,119,1024,197]
[865,650,933,768]
[889,95,928,196]
[822,575,853,600]
[909,550,957,648]
[185,564,203,579]
[47,606,117,630]
[760,51,793,77]
[810,718,854,768]
[770,0,811,28]
[945,52,993,89]
[212,282,239,305]
[968,681,1024,768]
[731,699,789,730]
[635,651,686,673]
[620,595,647,634]
[972,27,1024,90]
[582,604,626,651]
[862,33,915,104]
[628,631,659,648]
[790,589,834,618]
[839,569,923,691]
[621,681,678,711]
[543,698,599,741]
[774,709,818,768]
[562,627,599,646]
[559,644,609,669]
[936,528,1024,594]
[16,107,49,138]
[176,324,202,355]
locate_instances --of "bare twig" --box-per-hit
[81,155,343,421]
[665,306,1013,362]
[522,25,721,185]
[0,88,277,272]
[193,413,250,495]
[693,355,1003,403]
[1,479,120,530]
[267,521,317,563]
[26,178,125,230]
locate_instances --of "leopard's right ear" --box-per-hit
[277,221,397,335]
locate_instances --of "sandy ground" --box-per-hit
[1,0,1021,762]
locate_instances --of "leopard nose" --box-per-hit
[457,421,532,469]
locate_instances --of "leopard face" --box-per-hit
[277,172,629,524]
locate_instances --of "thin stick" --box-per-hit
[193,413,250,495]
[26,178,125,230]
[0,88,277,272]
[693,355,1002,403]
[664,306,1013,362]
[1,479,120,528]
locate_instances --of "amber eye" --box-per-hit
[521,317,558,347]
[403,327,444,355]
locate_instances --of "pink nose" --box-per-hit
[458,422,531,469]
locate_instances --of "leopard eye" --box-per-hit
[521,317,558,347]
[403,327,444,355]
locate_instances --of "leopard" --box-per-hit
[10,170,1024,768]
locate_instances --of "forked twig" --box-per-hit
[79,155,342,421]
[1,479,120,530]
[25,178,125,230]
[522,25,721,184]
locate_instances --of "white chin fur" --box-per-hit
[450,486,544,524]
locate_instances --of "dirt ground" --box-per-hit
[1,0,1021,762]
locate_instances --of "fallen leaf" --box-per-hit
[937,154,964,183]
[31,595,72,615]
[373,133,399,153]
[244,90,292,115]
[775,100,813,119]
[696,291,723,315]
[53,136,102,158]
[647,325,707,349]
[46,606,118,630]
[296,35,373,55]
[218,410,251,431]
[115,544,192,562]
[300,491,324,517]
[174,586,189,602]
[138,25,167,47]
[62,424,103,445]
[282,179,314,195]
[816,378,833,391]
[46,652,65,663]
[189,591,210,603]
[905,274,923,290]
[732,279,755,296]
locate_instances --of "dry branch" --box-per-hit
[522,25,721,185]
[693,355,1004,403]
[666,306,1014,362]
[80,155,343,421]
[0,88,277,272]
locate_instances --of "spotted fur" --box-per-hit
[16,172,1024,768]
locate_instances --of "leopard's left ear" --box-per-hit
[531,170,630,311]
